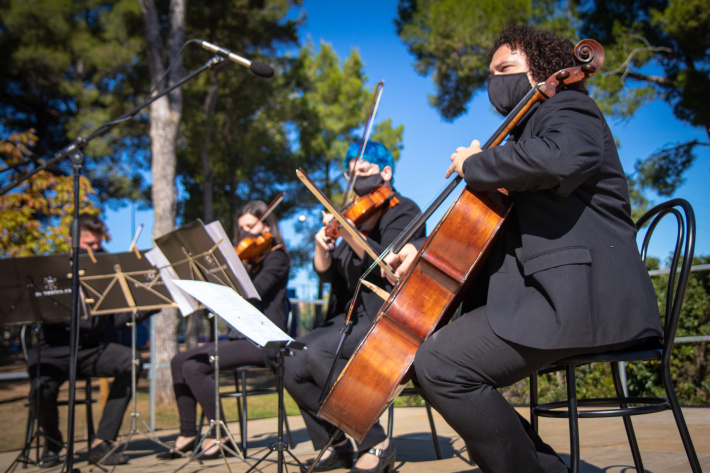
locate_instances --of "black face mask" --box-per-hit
[353,173,385,197]
[487,72,532,116]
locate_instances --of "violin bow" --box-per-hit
[257,191,285,224]
[297,168,398,282]
[342,80,385,207]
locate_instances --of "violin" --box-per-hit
[317,40,606,442]
[324,184,400,240]
[235,232,274,263]
[234,192,284,264]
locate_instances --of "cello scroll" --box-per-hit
[538,39,604,98]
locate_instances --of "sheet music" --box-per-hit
[145,220,259,315]
[145,247,199,316]
[172,279,293,347]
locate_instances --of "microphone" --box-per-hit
[198,40,274,78]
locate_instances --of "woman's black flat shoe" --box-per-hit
[348,445,396,473]
[156,438,195,460]
[197,439,238,460]
[301,439,354,472]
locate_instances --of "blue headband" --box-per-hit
[343,141,394,171]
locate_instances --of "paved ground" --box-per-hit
[2,405,709,473]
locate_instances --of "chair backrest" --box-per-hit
[20,324,30,363]
[635,198,696,359]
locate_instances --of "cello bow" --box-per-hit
[317,39,605,442]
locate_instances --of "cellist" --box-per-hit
[284,141,425,473]
[385,26,662,473]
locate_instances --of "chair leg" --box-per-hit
[424,401,442,459]
[23,405,35,466]
[565,364,580,473]
[611,362,644,472]
[530,374,539,433]
[662,366,702,472]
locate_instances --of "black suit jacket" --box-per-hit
[460,89,661,350]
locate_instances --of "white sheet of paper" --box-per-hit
[145,248,199,316]
[171,279,293,347]
[205,221,259,300]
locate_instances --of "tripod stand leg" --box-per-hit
[112,311,172,457]
[174,315,247,473]
[245,347,303,473]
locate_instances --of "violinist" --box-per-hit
[386,26,662,473]
[284,141,425,473]
[156,200,290,461]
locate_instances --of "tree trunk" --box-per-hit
[139,0,185,405]
[200,70,219,224]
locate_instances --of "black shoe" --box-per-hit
[348,444,396,473]
[88,441,129,465]
[39,434,63,468]
[197,438,238,460]
[301,439,354,472]
[156,438,196,460]
[39,445,62,468]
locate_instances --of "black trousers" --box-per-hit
[28,342,140,445]
[413,306,644,473]
[283,308,387,452]
[171,338,266,437]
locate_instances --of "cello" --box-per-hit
[316,39,606,441]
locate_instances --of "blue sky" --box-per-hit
[104,0,709,291]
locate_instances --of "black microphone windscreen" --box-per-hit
[250,61,275,78]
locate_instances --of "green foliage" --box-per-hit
[396,0,531,119]
[580,0,710,195]
[0,0,150,207]
[176,0,305,235]
[631,140,708,197]
[0,130,101,257]
[395,0,577,119]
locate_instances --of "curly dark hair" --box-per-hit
[489,25,588,94]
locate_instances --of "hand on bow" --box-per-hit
[382,243,418,284]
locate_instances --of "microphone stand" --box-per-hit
[0,54,228,473]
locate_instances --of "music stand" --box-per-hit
[74,250,177,463]
[0,254,75,472]
[171,279,304,473]
[147,220,260,471]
